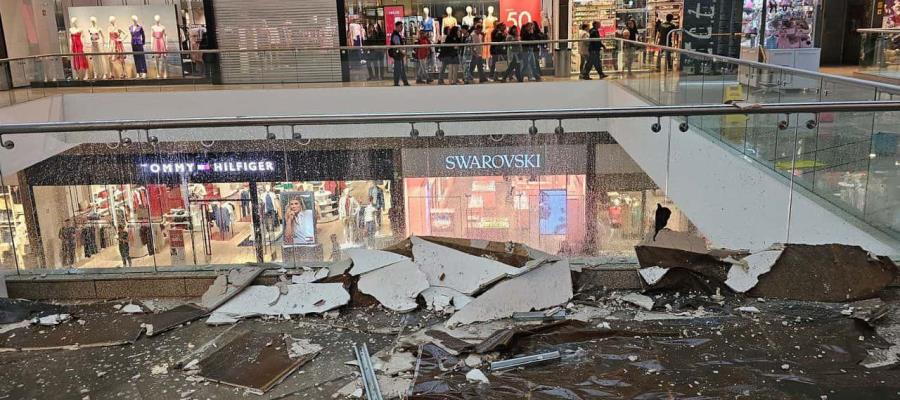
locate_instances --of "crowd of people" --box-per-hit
[388,19,551,86]
[385,13,678,87]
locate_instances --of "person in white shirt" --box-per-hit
[363,196,378,248]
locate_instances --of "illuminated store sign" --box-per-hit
[140,160,276,174]
[444,154,542,170]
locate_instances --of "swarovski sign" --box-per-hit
[444,153,542,170]
[140,160,276,174]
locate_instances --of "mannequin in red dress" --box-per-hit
[68,17,89,80]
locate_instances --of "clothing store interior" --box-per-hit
[343,0,554,80]
[29,180,393,270]
[404,174,585,255]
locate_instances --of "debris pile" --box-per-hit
[1,232,899,398]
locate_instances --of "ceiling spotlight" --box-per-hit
[435,123,445,138]
[200,140,215,148]
[291,126,302,140]
[147,135,159,146]
[651,117,662,134]
[0,135,13,150]
[554,120,564,135]
[409,123,419,138]
[678,120,689,132]
[265,126,277,140]
[489,134,503,142]
[528,120,538,136]
[118,130,132,146]
[805,119,818,130]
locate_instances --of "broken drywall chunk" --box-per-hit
[420,287,474,311]
[725,249,783,293]
[199,267,264,311]
[617,293,654,311]
[412,236,519,295]
[447,260,573,326]
[205,314,239,326]
[207,283,350,323]
[290,268,329,284]
[0,274,7,298]
[357,260,429,313]
[640,229,708,253]
[119,304,143,314]
[374,351,417,376]
[466,368,490,384]
[287,337,322,359]
[34,314,71,326]
[744,244,898,302]
[347,248,410,276]
[736,306,760,314]
[328,258,353,277]
[638,266,669,286]
[336,376,412,399]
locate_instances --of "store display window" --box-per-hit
[0,186,29,272]
[595,189,703,256]
[405,174,586,255]
[742,0,817,49]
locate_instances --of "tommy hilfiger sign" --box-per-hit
[140,160,276,174]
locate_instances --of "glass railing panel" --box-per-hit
[865,99,900,236]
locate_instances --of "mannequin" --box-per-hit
[107,16,127,79]
[483,6,498,59]
[421,7,434,34]
[68,17,89,80]
[87,17,106,80]
[130,15,147,78]
[338,188,359,244]
[348,18,366,47]
[151,15,168,79]
[442,7,457,34]
[462,6,475,27]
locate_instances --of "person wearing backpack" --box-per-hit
[389,21,409,86]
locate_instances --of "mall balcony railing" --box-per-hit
[858,28,900,83]
[0,99,899,276]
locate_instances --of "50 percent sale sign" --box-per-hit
[500,0,541,28]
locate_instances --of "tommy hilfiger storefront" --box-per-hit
[19,149,397,270]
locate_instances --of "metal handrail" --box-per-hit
[857,28,900,33]
[4,37,900,94]
[1,101,898,136]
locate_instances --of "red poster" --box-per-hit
[499,0,541,29]
[384,6,405,45]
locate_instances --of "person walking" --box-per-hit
[460,25,474,83]
[504,24,523,82]
[521,23,542,81]
[623,19,639,76]
[489,23,507,81]
[586,21,608,79]
[656,13,678,71]
[577,23,591,79]
[415,30,432,83]
[438,26,461,84]
[389,21,409,86]
[366,24,386,80]
[468,24,487,83]
[117,224,131,267]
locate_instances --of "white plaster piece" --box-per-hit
[411,236,519,295]
[421,287,474,311]
[119,304,143,314]
[465,368,490,384]
[290,268,329,284]
[35,313,71,326]
[634,311,699,321]
[199,267,263,310]
[347,248,410,276]
[328,258,353,277]
[374,350,417,376]
[464,354,482,368]
[287,338,322,359]
[336,377,412,399]
[358,260,429,313]
[618,293,654,311]
[206,283,350,323]
[725,249,784,293]
[204,314,239,326]
[736,306,761,313]
[446,260,573,326]
[638,266,669,285]
[569,306,613,322]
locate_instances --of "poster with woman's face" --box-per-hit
[281,191,316,247]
